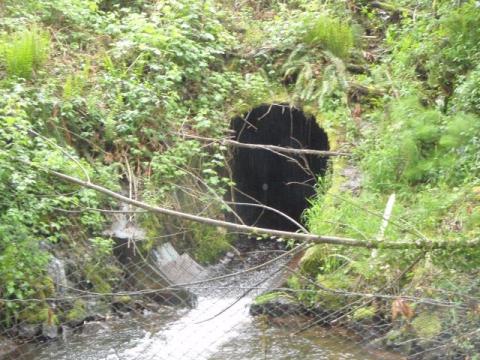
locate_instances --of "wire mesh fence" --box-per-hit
[1,233,479,360]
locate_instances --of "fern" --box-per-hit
[1,27,50,79]
[279,13,352,109]
[302,14,354,60]
[282,45,348,109]
[363,97,480,189]
[63,64,90,100]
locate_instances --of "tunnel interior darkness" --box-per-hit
[229,104,330,231]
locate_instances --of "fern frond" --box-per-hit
[1,26,50,79]
[302,14,354,60]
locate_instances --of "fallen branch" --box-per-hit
[378,193,396,241]
[348,82,385,97]
[371,193,396,258]
[42,167,480,250]
[179,133,350,157]
[369,1,412,16]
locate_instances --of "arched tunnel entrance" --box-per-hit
[229,104,330,232]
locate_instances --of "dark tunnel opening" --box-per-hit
[229,104,330,232]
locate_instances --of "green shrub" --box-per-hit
[436,2,480,72]
[66,300,87,322]
[300,245,349,275]
[254,291,288,305]
[192,224,230,264]
[1,27,50,79]
[63,70,88,100]
[316,272,354,310]
[353,306,376,321]
[451,64,480,115]
[363,97,480,189]
[302,14,354,59]
[412,312,442,339]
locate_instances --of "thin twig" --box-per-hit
[19,160,480,250]
[179,133,349,157]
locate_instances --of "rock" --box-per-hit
[17,324,41,339]
[112,295,134,313]
[250,293,309,317]
[114,240,201,308]
[133,299,147,310]
[220,257,232,265]
[112,301,132,313]
[339,166,363,195]
[41,324,59,340]
[0,337,18,358]
[145,302,161,312]
[60,325,74,341]
[47,256,68,295]
[142,309,153,316]
[115,310,131,319]
[147,288,198,308]
[152,243,205,284]
[86,299,109,314]
[103,203,146,240]
[81,321,110,336]
[66,299,109,327]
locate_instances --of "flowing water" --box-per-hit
[15,252,401,360]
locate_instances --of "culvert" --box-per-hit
[229,104,330,231]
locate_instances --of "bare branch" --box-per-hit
[38,165,480,250]
[178,133,350,157]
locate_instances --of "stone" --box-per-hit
[17,324,41,339]
[339,166,363,195]
[142,309,153,316]
[145,302,161,312]
[220,257,232,265]
[250,294,308,317]
[82,321,110,336]
[60,325,74,341]
[47,256,68,295]
[0,337,18,358]
[66,299,109,327]
[41,324,59,340]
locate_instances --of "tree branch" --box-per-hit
[41,167,480,250]
[178,133,350,157]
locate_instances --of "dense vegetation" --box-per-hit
[0,0,479,356]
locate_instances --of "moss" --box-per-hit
[287,275,301,290]
[84,263,121,294]
[139,213,230,264]
[66,300,87,322]
[316,272,354,310]
[412,312,442,338]
[19,304,49,323]
[300,245,325,275]
[191,224,230,264]
[352,306,376,321]
[34,277,56,299]
[113,295,132,304]
[139,213,164,252]
[300,245,348,275]
[254,292,287,305]
[412,312,442,339]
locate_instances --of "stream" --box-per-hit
[15,251,401,360]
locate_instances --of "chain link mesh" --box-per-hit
[1,234,478,360]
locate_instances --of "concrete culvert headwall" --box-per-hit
[230,104,330,231]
